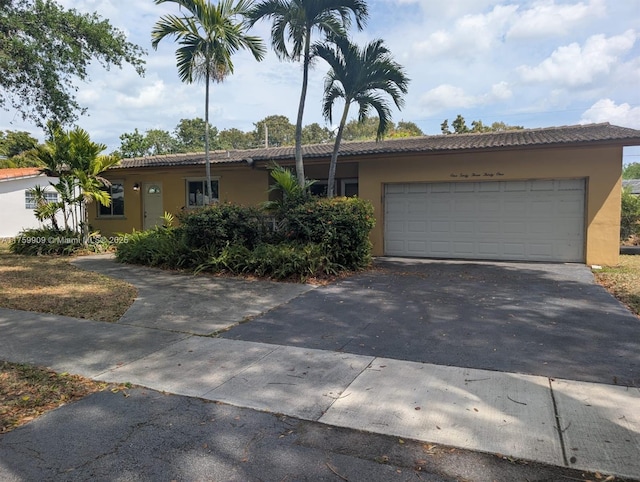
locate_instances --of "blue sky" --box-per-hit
[2,0,639,162]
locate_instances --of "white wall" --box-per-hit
[0,175,65,238]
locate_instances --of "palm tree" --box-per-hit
[32,124,121,242]
[152,0,266,202]
[314,36,409,197]
[247,0,368,188]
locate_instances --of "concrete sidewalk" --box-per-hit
[0,308,638,479]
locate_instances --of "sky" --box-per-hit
[2,0,640,162]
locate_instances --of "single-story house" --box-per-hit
[0,168,64,238]
[622,179,640,195]
[91,122,640,266]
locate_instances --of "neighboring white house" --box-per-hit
[0,168,65,238]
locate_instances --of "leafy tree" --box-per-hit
[441,115,523,134]
[248,0,368,187]
[254,114,295,147]
[342,116,386,141]
[0,0,145,126]
[0,130,42,167]
[302,122,334,144]
[119,129,150,158]
[174,118,218,152]
[393,121,423,138]
[152,0,266,204]
[315,36,409,197]
[0,130,38,157]
[219,127,255,150]
[146,129,179,155]
[32,124,120,242]
[621,187,640,240]
[623,162,640,180]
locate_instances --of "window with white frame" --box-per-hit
[98,182,125,217]
[25,190,58,209]
[186,179,219,207]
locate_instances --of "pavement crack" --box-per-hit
[548,378,569,466]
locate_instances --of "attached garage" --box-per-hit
[385,179,586,262]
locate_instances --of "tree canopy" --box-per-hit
[623,162,640,180]
[441,115,523,134]
[0,130,41,167]
[0,0,146,126]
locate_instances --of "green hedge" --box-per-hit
[115,197,376,280]
[284,196,376,270]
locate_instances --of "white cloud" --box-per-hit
[580,99,640,129]
[419,82,512,112]
[507,0,606,39]
[116,80,166,108]
[413,4,517,57]
[517,29,637,87]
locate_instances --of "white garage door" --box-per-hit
[385,179,585,262]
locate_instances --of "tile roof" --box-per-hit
[0,167,43,181]
[623,179,640,194]
[115,123,640,169]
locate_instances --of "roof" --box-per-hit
[0,168,43,181]
[116,123,640,169]
[623,179,640,194]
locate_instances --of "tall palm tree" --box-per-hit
[314,36,409,197]
[152,0,266,202]
[248,0,368,188]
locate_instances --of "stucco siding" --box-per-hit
[358,145,622,265]
[0,176,65,238]
[92,165,269,235]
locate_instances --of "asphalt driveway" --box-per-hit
[221,258,640,386]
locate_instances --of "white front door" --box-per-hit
[143,183,164,230]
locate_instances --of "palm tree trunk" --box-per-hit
[204,67,212,204]
[327,103,351,198]
[294,33,312,188]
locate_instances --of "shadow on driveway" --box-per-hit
[221,258,640,386]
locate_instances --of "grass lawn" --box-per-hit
[0,242,136,323]
[593,254,640,316]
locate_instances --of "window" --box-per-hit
[187,179,219,207]
[25,190,58,209]
[98,182,125,217]
[341,178,359,197]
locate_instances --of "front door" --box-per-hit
[143,183,164,230]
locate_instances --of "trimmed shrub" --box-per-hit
[178,203,270,258]
[284,197,376,270]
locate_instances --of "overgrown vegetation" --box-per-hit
[621,187,640,242]
[115,177,375,281]
[594,255,640,316]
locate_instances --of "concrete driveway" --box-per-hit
[221,258,640,386]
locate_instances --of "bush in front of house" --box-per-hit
[621,187,640,241]
[114,223,191,269]
[283,196,376,270]
[9,228,84,256]
[178,203,271,261]
[115,197,376,281]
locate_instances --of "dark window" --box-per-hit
[187,179,219,207]
[98,182,124,216]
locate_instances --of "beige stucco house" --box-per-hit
[91,123,640,266]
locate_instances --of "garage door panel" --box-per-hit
[385,179,585,262]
